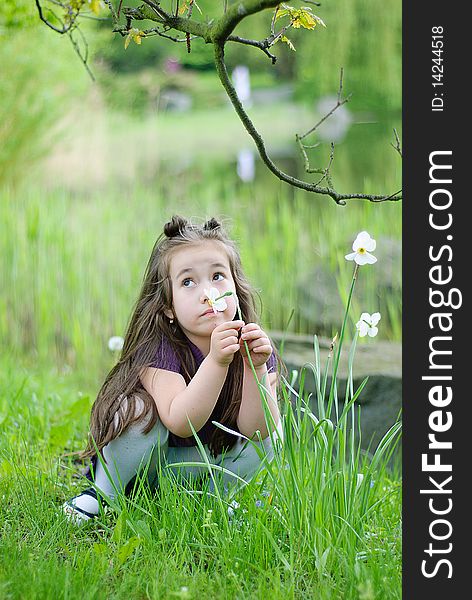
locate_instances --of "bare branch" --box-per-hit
[129,2,212,40]
[36,0,402,205]
[141,0,173,23]
[213,43,401,204]
[314,144,335,187]
[227,35,277,63]
[35,0,74,33]
[391,128,403,158]
[147,29,197,43]
[67,25,96,81]
[296,135,335,187]
[299,68,351,141]
[35,1,97,80]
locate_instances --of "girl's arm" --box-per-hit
[237,365,280,439]
[141,358,227,437]
[140,320,243,437]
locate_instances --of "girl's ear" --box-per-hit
[163,308,174,320]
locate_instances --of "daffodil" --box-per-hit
[204,287,228,314]
[345,231,377,265]
[108,336,124,351]
[356,312,381,337]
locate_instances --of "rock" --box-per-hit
[270,331,402,456]
[296,237,402,335]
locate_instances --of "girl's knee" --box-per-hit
[114,394,169,446]
[260,418,284,449]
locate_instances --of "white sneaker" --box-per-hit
[62,487,99,524]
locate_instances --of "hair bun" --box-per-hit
[203,218,221,231]
[164,215,188,238]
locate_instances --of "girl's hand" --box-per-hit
[209,320,245,367]
[239,323,273,369]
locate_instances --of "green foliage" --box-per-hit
[30,0,399,119]
[293,0,401,111]
[86,0,400,115]
[0,164,401,381]
[0,27,91,187]
[273,3,326,51]
[92,0,273,74]
[0,0,38,31]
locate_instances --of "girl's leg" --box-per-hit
[93,409,168,500]
[165,444,216,487]
[165,420,284,494]
[214,419,284,493]
[64,396,168,522]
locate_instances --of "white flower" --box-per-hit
[204,287,228,313]
[228,500,240,517]
[108,336,124,351]
[356,312,381,337]
[345,231,377,265]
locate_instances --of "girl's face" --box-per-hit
[165,240,238,342]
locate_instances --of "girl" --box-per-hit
[64,215,283,523]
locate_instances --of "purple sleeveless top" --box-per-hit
[151,335,277,448]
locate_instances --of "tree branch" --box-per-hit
[214,43,401,204]
[35,0,74,33]
[226,35,277,63]
[36,0,402,205]
[299,68,351,141]
[391,127,403,158]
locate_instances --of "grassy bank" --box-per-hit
[0,175,401,597]
[1,181,401,384]
[0,343,401,599]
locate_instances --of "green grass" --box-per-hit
[0,180,401,596]
[0,241,401,600]
[0,331,401,599]
[1,74,401,598]
[0,177,400,386]
[2,5,401,595]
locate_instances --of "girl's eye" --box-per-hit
[213,272,225,282]
[182,278,195,288]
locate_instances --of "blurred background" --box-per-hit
[1,0,401,386]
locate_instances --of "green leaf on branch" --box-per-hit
[88,0,102,15]
[281,35,296,51]
[178,1,191,15]
[124,28,145,49]
[178,0,202,16]
[275,4,326,30]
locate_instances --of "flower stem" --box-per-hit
[235,303,260,382]
[328,264,359,410]
[235,302,276,438]
[217,291,273,429]
[214,291,259,379]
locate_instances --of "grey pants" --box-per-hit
[93,398,283,500]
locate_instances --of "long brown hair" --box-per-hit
[82,215,279,459]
